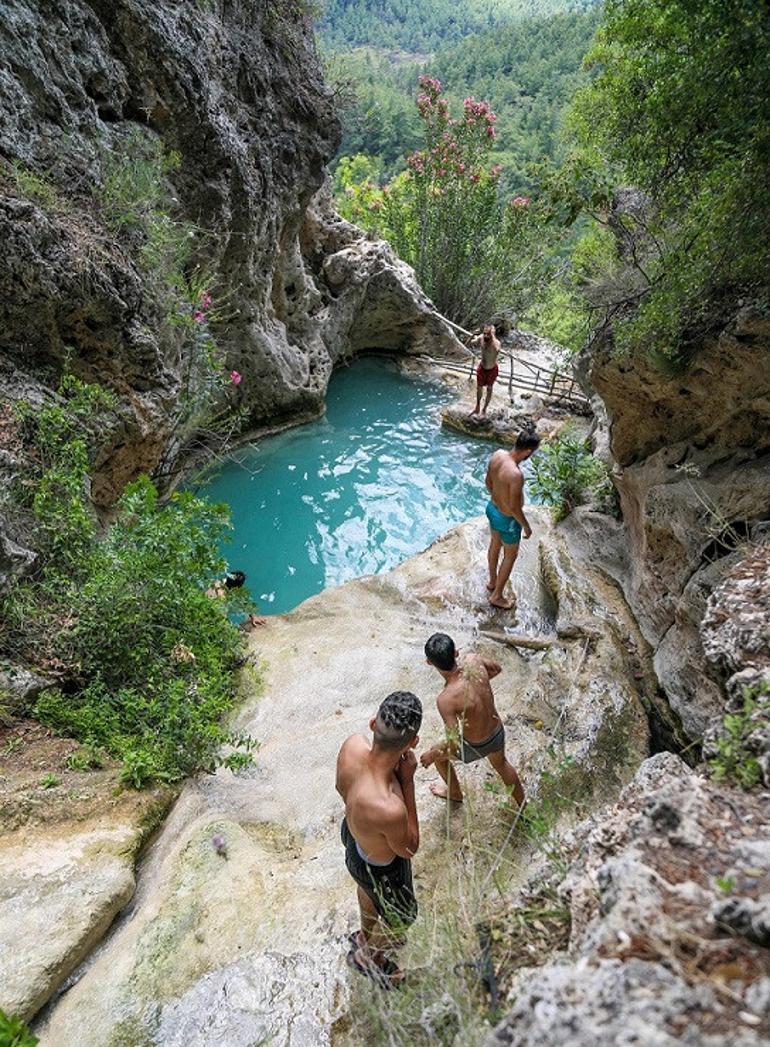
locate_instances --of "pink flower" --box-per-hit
[194,309,206,323]
[200,290,213,310]
[487,125,496,139]
[230,370,242,385]
[511,196,531,207]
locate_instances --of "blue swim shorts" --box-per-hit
[486,501,522,545]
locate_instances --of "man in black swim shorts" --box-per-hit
[335,691,422,987]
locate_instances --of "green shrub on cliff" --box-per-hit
[529,430,616,521]
[2,378,256,787]
[708,685,770,791]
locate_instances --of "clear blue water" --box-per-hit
[195,356,526,614]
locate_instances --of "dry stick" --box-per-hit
[479,629,555,652]
[479,638,590,896]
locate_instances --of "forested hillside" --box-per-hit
[319,0,597,52]
[328,10,601,186]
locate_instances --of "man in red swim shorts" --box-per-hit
[467,324,502,416]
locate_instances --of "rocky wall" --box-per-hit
[575,305,770,738]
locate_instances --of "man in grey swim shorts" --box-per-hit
[420,633,524,806]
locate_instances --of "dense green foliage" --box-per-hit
[319,0,596,52]
[550,0,770,361]
[336,78,557,326]
[2,379,255,787]
[0,1010,38,1047]
[327,10,600,186]
[529,430,616,520]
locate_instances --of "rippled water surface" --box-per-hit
[197,357,529,614]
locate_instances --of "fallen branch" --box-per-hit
[479,629,555,651]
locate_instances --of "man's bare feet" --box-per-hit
[489,594,514,610]
[429,780,463,802]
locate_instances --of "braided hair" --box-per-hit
[373,691,423,750]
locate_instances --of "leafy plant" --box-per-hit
[529,430,616,521]
[66,743,107,771]
[0,1009,38,1047]
[552,0,770,364]
[39,773,60,789]
[708,685,769,791]
[14,375,118,567]
[9,161,64,212]
[2,381,258,787]
[715,876,735,895]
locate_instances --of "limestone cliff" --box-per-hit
[575,305,770,740]
[0,0,459,546]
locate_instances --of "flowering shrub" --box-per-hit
[336,78,556,327]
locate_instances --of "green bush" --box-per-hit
[551,0,770,364]
[709,685,769,791]
[0,1009,38,1047]
[335,77,559,327]
[529,430,616,521]
[2,379,256,788]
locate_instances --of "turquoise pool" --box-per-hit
[195,356,530,614]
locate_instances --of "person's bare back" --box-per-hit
[421,633,524,806]
[486,449,524,518]
[437,653,502,746]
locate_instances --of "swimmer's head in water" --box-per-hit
[515,423,541,458]
[424,632,457,672]
[225,570,246,589]
[372,691,422,751]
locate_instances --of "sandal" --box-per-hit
[346,948,403,990]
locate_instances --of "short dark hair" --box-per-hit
[515,423,540,452]
[224,570,246,589]
[373,691,422,751]
[424,633,457,672]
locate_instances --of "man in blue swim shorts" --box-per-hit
[484,423,541,609]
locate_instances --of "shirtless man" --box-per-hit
[419,633,524,806]
[335,690,422,987]
[485,425,541,610]
[467,324,502,416]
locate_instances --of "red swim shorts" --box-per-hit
[476,363,499,387]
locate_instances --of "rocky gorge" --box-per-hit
[1,2,769,1045]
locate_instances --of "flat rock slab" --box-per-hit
[441,403,574,445]
[0,772,171,1024]
[37,512,649,1045]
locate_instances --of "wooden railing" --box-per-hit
[423,315,590,412]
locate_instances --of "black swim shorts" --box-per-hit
[341,818,417,929]
[458,723,505,764]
